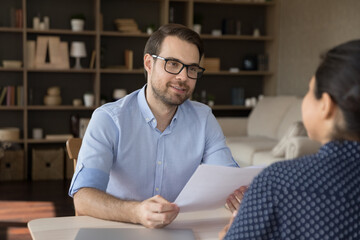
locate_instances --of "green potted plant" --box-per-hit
[71,14,86,31]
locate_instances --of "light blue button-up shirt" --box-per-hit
[69,85,238,202]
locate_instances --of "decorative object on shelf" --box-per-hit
[232,88,245,105]
[236,20,241,35]
[70,14,85,31]
[33,16,40,29]
[253,28,260,37]
[2,60,22,69]
[146,24,155,35]
[114,18,141,33]
[79,118,90,138]
[70,41,87,69]
[72,98,82,106]
[193,13,203,35]
[245,97,257,107]
[32,128,43,139]
[44,86,62,106]
[207,94,215,107]
[89,50,96,69]
[242,55,257,70]
[43,16,50,29]
[0,127,20,142]
[113,89,127,101]
[83,92,95,107]
[211,29,222,36]
[229,67,240,73]
[70,114,80,138]
[257,54,269,71]
[193,24,202,35]
[33,36,70,69]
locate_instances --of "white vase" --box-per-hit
[71,19,85,31]
[83,93,94,107]
[193,24,202,34]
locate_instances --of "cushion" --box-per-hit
[226,136,278,167]
[271,121,307,157]
[276,98,303,139]
[247,96,298,139]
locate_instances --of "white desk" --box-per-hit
[28,207,231,240]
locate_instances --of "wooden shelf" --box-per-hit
[101,31,150,38]
[0,106,25,110]
[27,105,96,110]
[27,68,96,73]
[204,70,272,76]
[211,105,252,110]
[100,68,144,74]
[27,139,68,144]
[0,27,23,33]
[26,28,96,36]
[194,0,275,5]
[0,67,23,72]
[201,34,273,41]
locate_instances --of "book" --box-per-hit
[124,49,133,70]
[0,87,7,105]
[89,50,96,69]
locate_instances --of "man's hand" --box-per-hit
[218,210,237,240]
[134,195,179,228]
[225,186,248,213]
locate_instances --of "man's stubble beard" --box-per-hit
[150,80,193,107]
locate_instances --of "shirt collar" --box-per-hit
[137,84,180,130]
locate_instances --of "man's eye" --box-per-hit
[189,66,199,72]
[168,61,179,67]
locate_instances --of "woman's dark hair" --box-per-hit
[143,23,204,78]
[315,39,360,140]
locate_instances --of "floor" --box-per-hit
[0,180,74,240]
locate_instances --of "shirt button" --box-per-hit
[153,120,156,123]
[146,118,149,121]
[158,161,162,165]
[156,188,159,191]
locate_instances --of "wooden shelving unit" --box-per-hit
[0,0,279,179]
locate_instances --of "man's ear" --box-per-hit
[321,92,336,119]
[144,54,153,75]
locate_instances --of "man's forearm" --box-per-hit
[73,187,140,223]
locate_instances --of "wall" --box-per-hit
[277,0,360,96]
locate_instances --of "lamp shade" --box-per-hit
[70,41,87,58]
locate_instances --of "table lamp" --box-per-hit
[70,41,87,69]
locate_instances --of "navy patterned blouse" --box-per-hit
[225,140,360,240]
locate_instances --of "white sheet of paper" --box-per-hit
[174,165,265,212]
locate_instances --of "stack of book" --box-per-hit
[0,86,23,106]
[114,19,141,33]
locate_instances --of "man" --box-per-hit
[69,23,240,228]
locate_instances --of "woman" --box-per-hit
[220,40,360,239]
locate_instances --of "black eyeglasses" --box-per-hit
[152,55,205,80]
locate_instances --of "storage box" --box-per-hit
[0,150,24,181]
[32,148,64,180]
[203,58,220,72]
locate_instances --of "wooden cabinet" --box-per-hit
[0,0,278,179]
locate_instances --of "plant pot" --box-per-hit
[193,24,202,34]
[71,19,85,31]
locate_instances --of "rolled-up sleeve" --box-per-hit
[69,108,119,197]
[202,112,239,168]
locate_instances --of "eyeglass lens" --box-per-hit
[165,59,203,79]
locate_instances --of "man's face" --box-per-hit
[145,36,199,106]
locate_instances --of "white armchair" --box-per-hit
[217,96,321,167]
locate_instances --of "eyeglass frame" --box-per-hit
[151,54,205,80]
